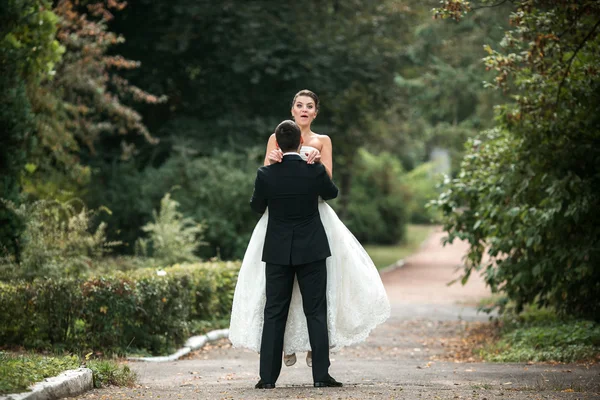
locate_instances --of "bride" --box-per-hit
[229,90,390,366]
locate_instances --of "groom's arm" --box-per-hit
[250,168,268,214]
[317,164,338,201]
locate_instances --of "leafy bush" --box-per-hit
[342,149,408,244]
[89,151,259,260]
[0,199,118,281]
[140,151,260,259]
[86,360,136,388]
[431,2,600,320]
[0,261,240,356]
[403,162,442,223]
[136,192,205,265]
[80,276,139,353]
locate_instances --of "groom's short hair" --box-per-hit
[275,120,301,153]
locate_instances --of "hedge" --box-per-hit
[0,261,240,355]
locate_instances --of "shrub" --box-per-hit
[86,360,136,388]
[0,199,118,281]
[480,306,600,363]
[404,162,442,224]
[135,193,205,265]
[430,3,600,320]
[80,276,139,353]
[0,261,240,356]
[140,152,259,260]
[341,149,408,244]
[88,151,259,260]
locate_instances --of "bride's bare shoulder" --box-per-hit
[314,133,332,146]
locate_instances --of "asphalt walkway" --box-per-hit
[74,230,600,399]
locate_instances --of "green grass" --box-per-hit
[0,352,136,395]
[87,360,137,388]
[479,306,600,363]
[365,224,434,269]
[0,353,80,395]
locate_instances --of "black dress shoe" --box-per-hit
[255,379,275,389]
[314,375,343,387]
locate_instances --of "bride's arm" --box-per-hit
[320,135,333,178]
[263,134,282,166]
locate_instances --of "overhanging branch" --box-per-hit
[555,19,600,107]
[471,0,512,11]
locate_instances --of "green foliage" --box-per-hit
[104,0,411,216]
[0,353,79,395]
[145,153,258,260]
[136,193,204,265]
[480,307,600,363]
[0,261,240,355]
[404,162,442,223]
[341,149,408,244]
[0,70,29,259]
[87,151,259,259]
[380,1,509,173]
[0,0,64,82]
[0,0,64,258]
[86,360,136,388]
[0,353,136,395]
[189,318,231,336]
[84,160,152,250]
[365,224,433,269]
[431,1,600,320]
[0,199,118,281]
[23,0,163,200]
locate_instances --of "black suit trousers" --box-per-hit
[259,259,330,384]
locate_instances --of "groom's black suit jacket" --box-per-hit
[250,153,339,266]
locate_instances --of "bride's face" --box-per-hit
[291,96,317,128]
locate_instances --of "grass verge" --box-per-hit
[0,352,136,395]
[365,224,434,269]
[0,353,79,395]
[480,305,600,363]
[438,303,600,364]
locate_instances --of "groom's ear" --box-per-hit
[300,136,304,144]
[275,141,280,149]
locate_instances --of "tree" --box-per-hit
[0,0,63,257]
[378,0,510,173]
[104,1,410,215]
[432,0,600,320]
[22,0,164,200]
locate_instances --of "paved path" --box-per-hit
[73,229,600,399]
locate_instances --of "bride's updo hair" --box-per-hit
[292,89,320,112]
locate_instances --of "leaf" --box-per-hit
[24,163,38,173]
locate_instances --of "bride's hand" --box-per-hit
[268,148,283,164]
[305,149,321,164]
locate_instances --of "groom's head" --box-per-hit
[275,120,302,153]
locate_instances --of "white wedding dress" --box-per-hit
[229,146,390,354]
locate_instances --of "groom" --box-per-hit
[250,120,342,389]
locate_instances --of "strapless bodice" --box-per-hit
[299,145,318,161]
